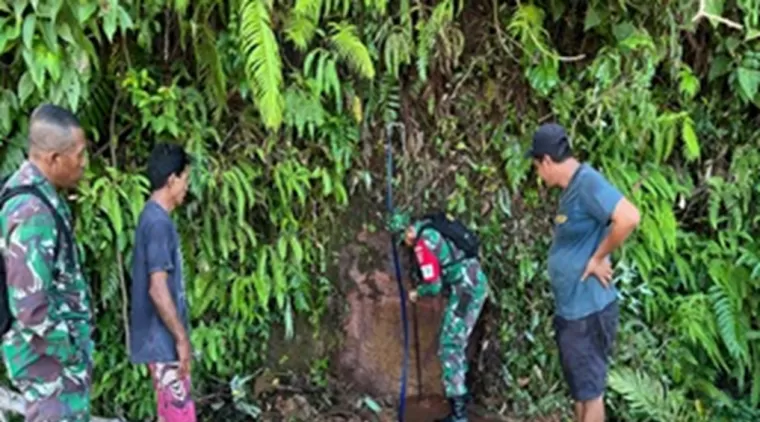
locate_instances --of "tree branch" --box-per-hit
[692,0,743,30]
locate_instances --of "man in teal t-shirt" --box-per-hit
[525,123,641,422]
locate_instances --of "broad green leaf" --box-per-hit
[0,91,13,134]
[118,6,134,31]
[174,0,189,15]
[681,117,700,161]
[13,1,27,20]
[61,68,81,110]
[583,8,601,31]
[56,22,74,44]
[708,55,732,82]
[277,235,288,259]
[22,14,35,49]
[40,21,58,52]
[26,45,46,89]
[736,67,760,101]
[17,71,34,104]
[103,7,117,42]
[43,50,61,81]
[705,0,724,15]
[36,0,63,19]
[76,2,98,24]
[290,236,303,264]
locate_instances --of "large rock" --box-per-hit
[335,229,448,399]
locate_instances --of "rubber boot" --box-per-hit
[434,395,468,422]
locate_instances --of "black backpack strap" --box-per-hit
[413,221,466,270]
[0,185,72,263]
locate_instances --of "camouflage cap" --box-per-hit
[387,210,411,235]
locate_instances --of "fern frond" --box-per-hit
[240,0,284,130]
[709,283,750,366]
[364,0,388,15]
[328,22,375,79]
[101,260,121,305]
[323,0,352,17]
[78,71,115,141]
[751,349,760,407]
[293,0,323,16]
[284,84,325,138]
[284,0,323,50]
[415,0,454,81]
[383,27,412,78]
[672,294,727,371]
[194,24,227,119]
[708,261,751,367]
[608,367,690,421]
[284,13,317,50]
[303,48,342,108]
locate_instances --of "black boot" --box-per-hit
[434,395,468,422]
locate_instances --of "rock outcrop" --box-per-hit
[336,229,448,399]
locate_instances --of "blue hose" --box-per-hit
[386,123,409,422]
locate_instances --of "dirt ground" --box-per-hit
[243,374,565,422]
[256,393,557,421]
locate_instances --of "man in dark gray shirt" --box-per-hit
[526,123,640,422]
[129,143,196,422]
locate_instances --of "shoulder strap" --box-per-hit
[413,219,464,270]
[0,185,73,263]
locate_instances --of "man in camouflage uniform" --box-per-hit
[389,212,488,422]
[0,104,92,421]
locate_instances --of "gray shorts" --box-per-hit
[553,300,619,401]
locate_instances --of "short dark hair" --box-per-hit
[28,104,82,151]
[146,143,192,191]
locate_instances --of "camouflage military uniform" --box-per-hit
[411,219,488,399]
[0,161,93,422]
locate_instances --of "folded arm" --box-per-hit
[582,174,641,261]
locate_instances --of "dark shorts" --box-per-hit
[554,300,619,402]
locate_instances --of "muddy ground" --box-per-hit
[204,371,565,422]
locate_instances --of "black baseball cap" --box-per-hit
[524,123,570,158]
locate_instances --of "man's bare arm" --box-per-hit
[592,197,641,261]
[148,271,187,343]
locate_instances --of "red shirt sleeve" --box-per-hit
[414,239,441,284]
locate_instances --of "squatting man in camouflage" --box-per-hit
[0,104,92,421]
[389,212,488,422]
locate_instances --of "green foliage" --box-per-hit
[0,0,759,420]
[240,0,284,129]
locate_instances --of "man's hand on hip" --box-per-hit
[582,256,613,288]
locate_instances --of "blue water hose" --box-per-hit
[385,123,409,422]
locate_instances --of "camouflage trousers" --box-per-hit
[6,355,92,422]
[438,271,488,398]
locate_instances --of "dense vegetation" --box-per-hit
[0,0,759,420]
